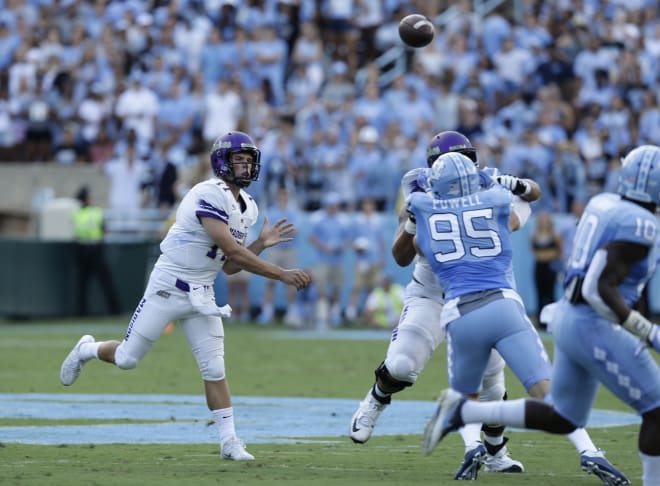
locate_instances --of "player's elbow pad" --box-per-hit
[511,197,531,228]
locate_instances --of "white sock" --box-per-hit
[212,407,236,444]
[458,422,483,451]
[79,342,100,361]
[461,399,527,428]
[640,452,660,486]
[567,428,597,454]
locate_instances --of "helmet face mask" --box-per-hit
[428,153,480,199]
[210,131,261,188]
[617,145,660,208]
[426,131,478,167]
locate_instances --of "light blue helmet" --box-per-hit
[617,145,660,206]
[428,152,479,199]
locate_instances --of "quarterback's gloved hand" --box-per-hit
[401,168,428,199]
[496,175,531,196]
[622,310,660,352]
[188,285,233,318]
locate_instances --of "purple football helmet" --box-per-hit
[426,131,477,167]
[210,131,261,188]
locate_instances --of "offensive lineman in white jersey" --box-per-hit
[60,131,311,461]
[349,131,538,479]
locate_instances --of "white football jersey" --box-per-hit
[155,178,258,284]
[407,255,444,302]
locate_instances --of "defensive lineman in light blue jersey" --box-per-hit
[423,145,660,486]
[408,153,551,400]
[348,131,536,479]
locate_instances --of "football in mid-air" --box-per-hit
[398,14,435,48]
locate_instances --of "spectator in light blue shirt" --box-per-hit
[156,82,196,149]
[638,91,660,145]
[252,25,287,106]
[345,198,387,322]
[308,192,353,328]
[0,20,19,70]
[200,29,227,87]
[258,186,304,326]
[348,125,392,211]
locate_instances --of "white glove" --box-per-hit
[622,310,660,352]
[496,175,531,196]
[188,285,233,318]
[401,168,428,199]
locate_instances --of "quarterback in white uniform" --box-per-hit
[60,131,311,461]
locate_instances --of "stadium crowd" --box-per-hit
[1,0,659,325]
[0,0,659,216]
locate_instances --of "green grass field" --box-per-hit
[0,318,650,485]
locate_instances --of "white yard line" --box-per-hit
[0,393,641,445]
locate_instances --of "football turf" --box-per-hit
[0,318,651,485]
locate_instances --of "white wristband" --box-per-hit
[622,310,654,341]
[404,219,416,235]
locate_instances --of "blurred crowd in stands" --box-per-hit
[0,0,659,218]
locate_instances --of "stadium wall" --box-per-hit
[2,210,660,320]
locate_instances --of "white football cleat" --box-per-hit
[221,437,254,461]
[483,444,524,473]
[349,390,389,444]
[60,335,95,386]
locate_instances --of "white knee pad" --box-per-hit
[114,343,139,370]
[200,357,225,381]
[385,327,433,384]
[114,329,156,370]
[386,353,421,384]
[180,315,226,381]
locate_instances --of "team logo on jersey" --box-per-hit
[156,290,171,299]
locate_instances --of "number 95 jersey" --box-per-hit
[155,178,258,285]
[408,185,514,301]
